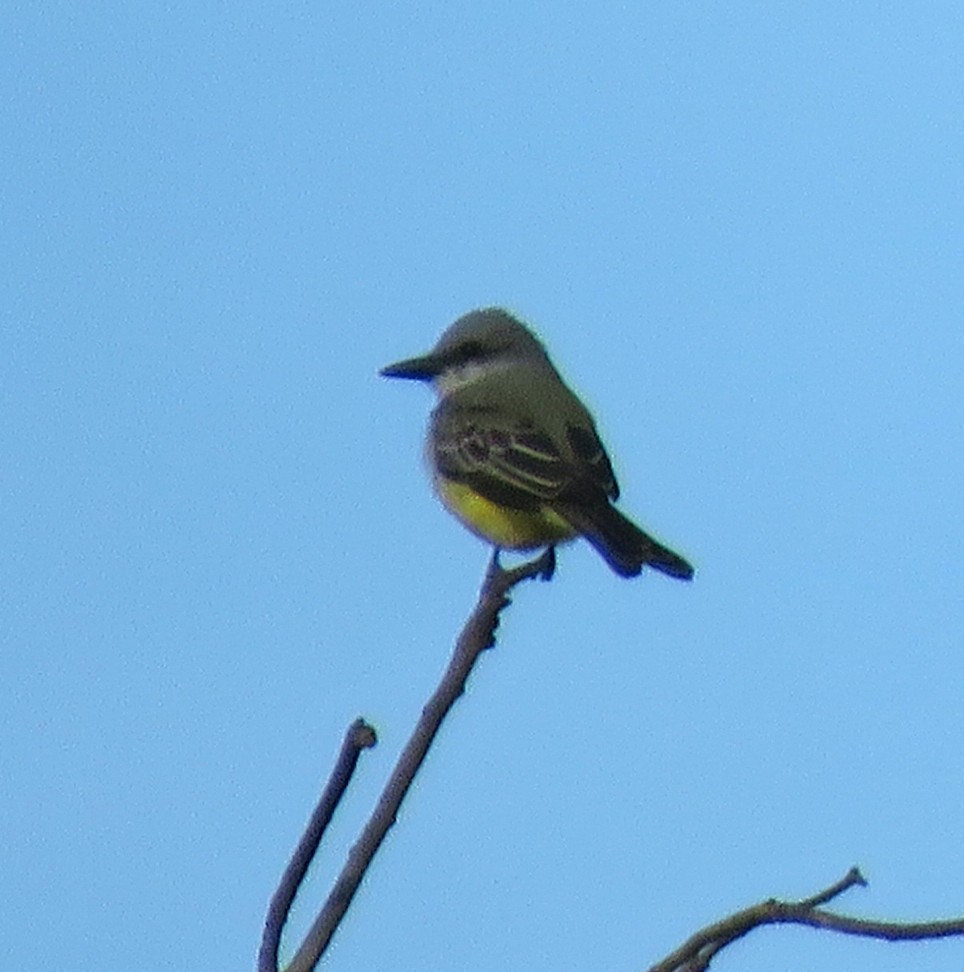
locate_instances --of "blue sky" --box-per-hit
[3,3,963,970]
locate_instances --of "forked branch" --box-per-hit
[260,548,555,972]
[649,866,964,972]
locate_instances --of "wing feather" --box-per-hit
[431,403,618,509]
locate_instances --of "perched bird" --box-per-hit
[380,308,693,580]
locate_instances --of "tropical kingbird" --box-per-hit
[380,308,693,580]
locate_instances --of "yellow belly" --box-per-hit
[436,478,576,549]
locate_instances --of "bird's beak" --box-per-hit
[379,352,442,381]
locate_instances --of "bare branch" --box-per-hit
[259,719,376,972]
[266,548,554,972]
[263,555,964,972]
[648,867,964,972]
[796,865,866,908]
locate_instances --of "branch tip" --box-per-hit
[349,719,377,750]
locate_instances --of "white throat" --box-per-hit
[434,357,513,396]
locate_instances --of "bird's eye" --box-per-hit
[452,340,485,363]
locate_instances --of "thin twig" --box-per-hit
[259,719,376,972]
[272,547,554,972]
[797,865,866,908]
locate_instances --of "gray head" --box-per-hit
[380,308,551,389]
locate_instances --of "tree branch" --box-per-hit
[258,719,376,972]
[262,548,555,972]
[648,866,964,972]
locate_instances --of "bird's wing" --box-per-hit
[563,422,620,501]
[432,403,619,510]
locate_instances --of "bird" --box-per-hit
[380,308,693,580]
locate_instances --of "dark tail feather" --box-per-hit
[555,501,694,580]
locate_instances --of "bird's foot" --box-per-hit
[483,546,556,596]
[535,545,556,582]
[484,547,505,587]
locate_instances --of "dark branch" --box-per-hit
[266,547,554,972]
[259,719,376,972]
[797,866,866,908]
[648,867,964,972]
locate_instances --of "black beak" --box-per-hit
[379,352,442,381]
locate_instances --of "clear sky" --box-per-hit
[3,4,963,971]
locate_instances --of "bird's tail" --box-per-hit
[555,501,694,580]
